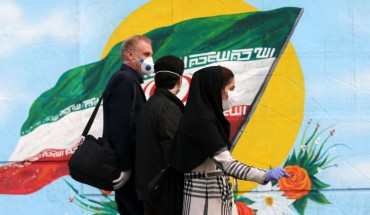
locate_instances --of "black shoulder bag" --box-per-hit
[68,83,137,191]
[148,166,184,215]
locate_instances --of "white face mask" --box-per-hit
[139,57,154,75]
[222,90,237,111]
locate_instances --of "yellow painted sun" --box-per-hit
[102,0,304,192]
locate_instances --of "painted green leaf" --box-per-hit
[308,190,331,204]
[310,176,330,190]
[236,196,255,205]
[285,150,298,166]
[293,197,308,215]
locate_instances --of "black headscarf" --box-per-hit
[168,66,231,173]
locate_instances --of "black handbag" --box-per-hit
[148,167,170,196]
[148,167,184,215]
[68,83,137,190]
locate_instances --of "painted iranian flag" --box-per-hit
[0,7,303,194]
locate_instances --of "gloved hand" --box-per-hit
[113,170,131,190]
[265,167,290,182]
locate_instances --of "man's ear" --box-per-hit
[177,77,183,87]
[125,50,134,61]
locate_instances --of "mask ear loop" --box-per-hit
[123,50,138,62]
[155,70,181,77]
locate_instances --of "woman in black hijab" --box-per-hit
[168,66,290,215]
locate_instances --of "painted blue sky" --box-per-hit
[249,0,370,186]
[0,0,370,214]
[0,0,147,159]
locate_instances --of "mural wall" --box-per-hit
[1,0,369,214]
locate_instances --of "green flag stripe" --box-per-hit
[149,7,301,58]
[21,7,302,136]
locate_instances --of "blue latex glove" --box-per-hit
[265,167,290,182]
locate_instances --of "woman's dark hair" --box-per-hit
[221,66,234,89]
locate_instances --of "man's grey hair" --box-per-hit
[120,35,152,61]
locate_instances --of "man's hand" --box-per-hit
[113,170,131,190]
[265,167,290,182]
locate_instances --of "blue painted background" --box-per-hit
[1,0,370,214]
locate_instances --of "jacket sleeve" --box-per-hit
[108,79,135,171]
[211,148,267,184]
[158,104,182,163]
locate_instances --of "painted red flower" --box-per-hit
[278,165,312,199]
[235,201,255,215]
[101,189,112,195]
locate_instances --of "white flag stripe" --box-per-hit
[10,58,273,162]
[9,108,104,161]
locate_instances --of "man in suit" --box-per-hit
[103,35,153,215]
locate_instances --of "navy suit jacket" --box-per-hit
[103,64,146,171]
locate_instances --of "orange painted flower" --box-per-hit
[236,201,255,215]
[278,165,312,199]
[101,190,112,195]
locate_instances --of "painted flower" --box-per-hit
[101,189,112,195]
[278,165,312,199]
[247,183,295,215]
[236,201,255,215]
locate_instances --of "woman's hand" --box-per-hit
[265,167,290,182]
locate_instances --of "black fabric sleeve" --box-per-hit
[158,104,182,163]
[108,79,134,171]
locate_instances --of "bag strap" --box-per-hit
[81,81,137,138]
[81,94,103,138]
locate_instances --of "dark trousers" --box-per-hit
[115,177,143,215]
[143,201,156,215]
